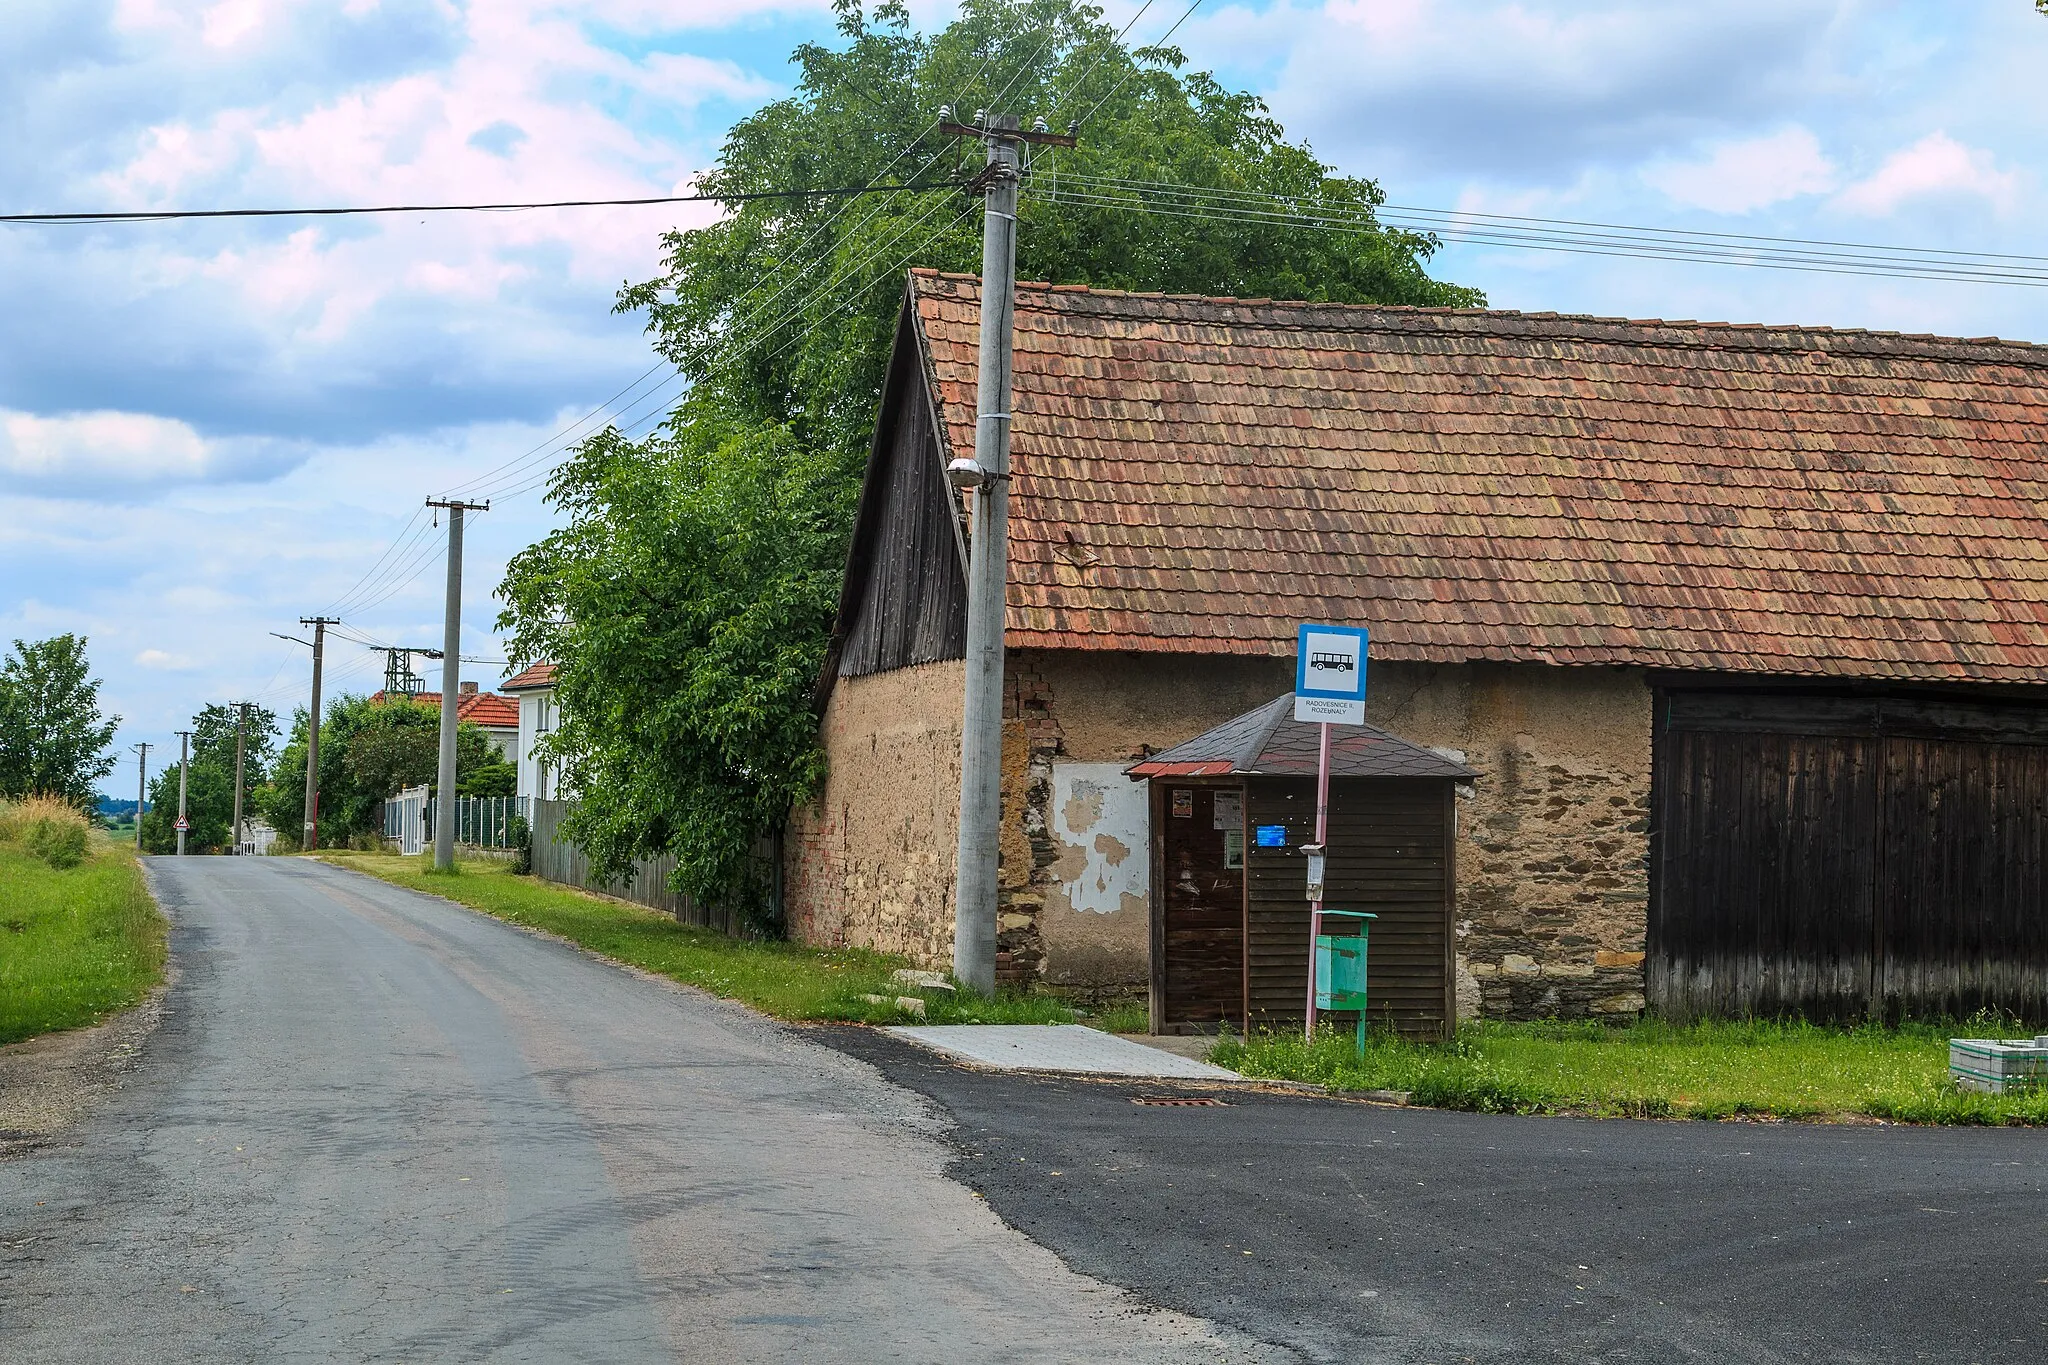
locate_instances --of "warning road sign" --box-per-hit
[174,818,190,831]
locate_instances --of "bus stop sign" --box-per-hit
[1294,624,1367,724]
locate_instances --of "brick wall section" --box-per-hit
[784,660,965,966]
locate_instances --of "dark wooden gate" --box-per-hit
[1153,783,1245,1030]
[1652,691,2048,1021]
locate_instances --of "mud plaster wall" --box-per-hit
[1002,650,1293,990]
[1365,662,1653,1021]
[785,660,964,967]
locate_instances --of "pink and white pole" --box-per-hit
[1303,719,1332,1041]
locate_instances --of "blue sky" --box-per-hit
[5,0,2046,788]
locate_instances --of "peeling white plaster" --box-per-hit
[1050,762,1149,915]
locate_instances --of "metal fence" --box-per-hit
[382,791,522,852]
[528,798,760,936]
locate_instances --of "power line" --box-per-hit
[1029,172,2048,287]
[1068,0,1205,129]
[3,178,972,225]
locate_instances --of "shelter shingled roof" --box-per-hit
[908,270,2048,684]
[1127,694,1477,780]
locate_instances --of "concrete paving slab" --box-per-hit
[886,1025,1242,1079]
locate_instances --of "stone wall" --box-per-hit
[783,660,964,966]
[1363,662,1653,1020]
[1000,649,1292,991]
[791,652,1653,1021]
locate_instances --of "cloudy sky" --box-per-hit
[6,0,2046,791]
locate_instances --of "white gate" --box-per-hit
[386,784,429,855]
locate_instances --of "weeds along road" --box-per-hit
[826,1029,2048,1365]
[0,858,1276,1365]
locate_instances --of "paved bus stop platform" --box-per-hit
[885,1025,1242,1080]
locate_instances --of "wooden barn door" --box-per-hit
[1155,784,1246,1030]
[1653,691,2048,1021]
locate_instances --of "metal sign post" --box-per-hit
[1294,624,1368,1041]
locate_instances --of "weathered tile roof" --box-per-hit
[910,270,2048,683]
[374,690,520,730]
[1127,693,1477,779]
[499,663,557,693]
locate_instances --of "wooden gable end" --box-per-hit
[822,290,969,688]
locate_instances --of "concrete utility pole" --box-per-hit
[175,730,192,857]
[940,111,1074,996]
[132,742,150,851]
[231,701,249,855]
[426,499,488,872]
[299,617,339,852]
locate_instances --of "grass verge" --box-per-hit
[321,852,1088,1026]
[0,831,167,1045]
[1212,1016,2048,1125]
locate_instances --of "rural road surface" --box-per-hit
[0,858,1273,1364]
[829,1029,2048,1364]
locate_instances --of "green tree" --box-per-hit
[0,634,120,807]
[139,704,279,854]
[500,0,1480,911]
[255,694,499,848]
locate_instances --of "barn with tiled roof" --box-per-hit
[785,270,2048,1025]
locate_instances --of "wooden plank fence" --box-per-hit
[528,799,762,937]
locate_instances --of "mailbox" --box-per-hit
[1312,909,1376,1055]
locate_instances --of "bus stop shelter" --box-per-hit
[1127,693,1476,1040]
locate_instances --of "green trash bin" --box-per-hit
[1314,909,1376,1056]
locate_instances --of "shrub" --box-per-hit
[508,814,532,875]
[1,795,93,869]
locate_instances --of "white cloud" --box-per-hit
[135,649,195,670]
[2,409,213,482]
[1834,132,2019,216]
[1221,0,1848,181]
[1642,127,1836,214]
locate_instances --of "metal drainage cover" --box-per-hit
[1130,1096,1228,1107]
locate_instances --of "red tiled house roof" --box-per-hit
[501,663,557,692]
[372,690,520,729]
[908,270,2048,684]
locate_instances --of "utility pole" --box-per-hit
[425,498,489,871]
[299,617,339,851]
[231,702,249,855]
[175,730,192,857]
[939,111,1074,995]
[132,742,150,851]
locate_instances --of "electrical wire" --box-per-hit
[1029,172,2048,287]
[3,178,972,225]
[1066,0,1205,129]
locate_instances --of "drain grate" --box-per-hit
[1129,1096,1228,1107]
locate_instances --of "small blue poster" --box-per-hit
[1255,825,1288,848]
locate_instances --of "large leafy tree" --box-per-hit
[140,703,278,854]
[0,634,120,808]
[501,0,1480,912]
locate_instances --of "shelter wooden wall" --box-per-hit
[1243,777,1455,1039]
[1651,690,2048,1021]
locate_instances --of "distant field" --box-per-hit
[0,832,167,1045]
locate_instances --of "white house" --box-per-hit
[501,663,559,802]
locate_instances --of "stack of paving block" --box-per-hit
[1948,1036,2048,1093]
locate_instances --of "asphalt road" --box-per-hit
[0,858,1274,1364]
[826,1029,2048,1365]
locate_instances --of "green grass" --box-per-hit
[1213,1016,2048,1125]
[322,852,1083,1026]
[0,833,167,1045]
